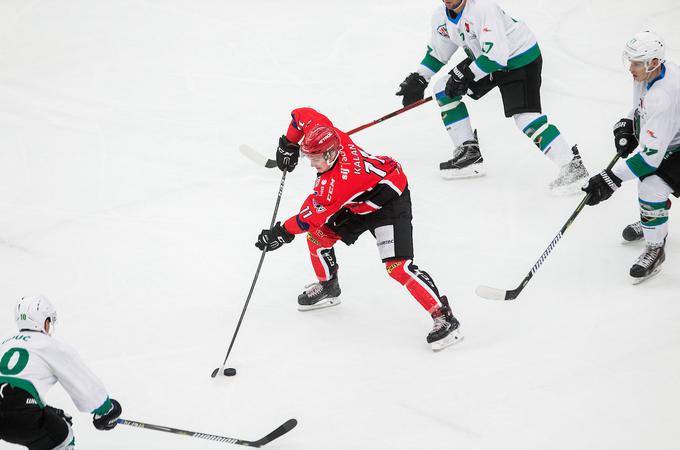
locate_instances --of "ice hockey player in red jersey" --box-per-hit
[257,107,462,350]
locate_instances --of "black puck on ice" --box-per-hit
[224,368,237,376]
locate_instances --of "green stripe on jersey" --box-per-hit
[474,43,541,74]
[626,153,657,178]
[92,397,113,415]
[0,376,44,408]
[420,46,446,72]
[507,43,541,70]
[475,55,503,73]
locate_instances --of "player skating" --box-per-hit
[0,295,122,449]
[582,31,680,283]
[395,0,589,193]
[261,107,462,350]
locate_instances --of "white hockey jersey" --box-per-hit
[0,331,110,414]
[613,62,680,181]
[417,0,540,81]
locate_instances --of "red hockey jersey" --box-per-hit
[282,108,409,235]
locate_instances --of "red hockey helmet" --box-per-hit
[300,125,341,156]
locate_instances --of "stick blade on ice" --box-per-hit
[250,419,298,447]
[475,285,509,300]
[239,145,276,168]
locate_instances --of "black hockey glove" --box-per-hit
[396,73,428,107]
[276,135,300,172]
[445,61,475,98]
[92,398,122,431]
[255,221,295,251]
[582,169,622,206]
[613,118,638,158]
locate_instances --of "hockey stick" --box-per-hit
[117,418,297,447]
[241,97,434,168]
[240,144,278,169]
[475,154,621,301]
[211,170,287,378]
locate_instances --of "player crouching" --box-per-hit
[0,295,122,449]
[256,107,462,351]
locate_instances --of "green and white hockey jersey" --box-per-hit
[613,62,680,182]
[417,0,540,81]
[0,331,111,414]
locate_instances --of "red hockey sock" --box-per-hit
[385,259,440,313]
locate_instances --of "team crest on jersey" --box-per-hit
[437,24,449,38]
[312,198,326,213]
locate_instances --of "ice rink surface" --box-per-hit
[1,1,679,449]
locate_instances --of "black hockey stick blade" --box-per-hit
[210,368,219,378]
[249,419,298,447]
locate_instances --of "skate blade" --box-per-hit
[440,164,486,180]
[430,329,464,351]
[630,267,662,285]
[297,297,341,311]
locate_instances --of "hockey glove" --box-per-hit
[582,169,622,206]
[92,398,122,431]
[255,221,295,251]
[613,118,638,158]
[445,61,475,98]
[396,73,428,107]
[276,135,300,172]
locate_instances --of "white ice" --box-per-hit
[1,1,679,449]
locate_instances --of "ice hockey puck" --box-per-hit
[224,368,237,376]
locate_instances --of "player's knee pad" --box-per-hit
[639,198,671,226]
[514,112,561,153]
[432,78,469,127]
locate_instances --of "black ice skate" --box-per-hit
[630,241,666,284]
[439,133,485,179]
[297,275,342,311]
[427,296,463,351]
[622,221,644,242]
[548,145,590,195]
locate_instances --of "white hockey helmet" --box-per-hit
[15,295,58,334]
[623,31,665,72]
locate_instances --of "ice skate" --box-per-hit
[297,275,342,311]
[427,296,463,351]
[622,221,644,242]
[548,145,589,195]
[630,242,665,284]
[439,136,485,180]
